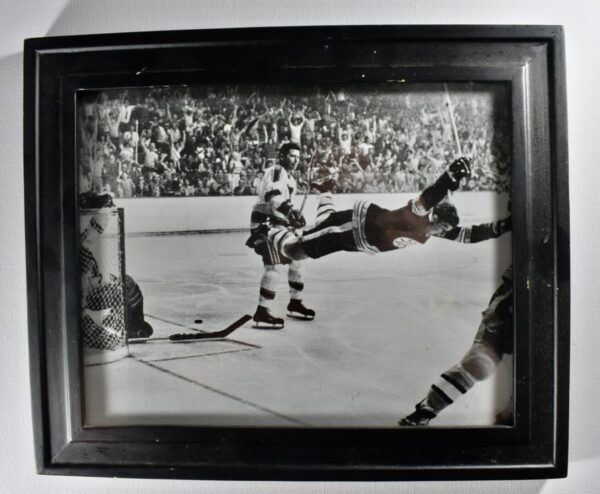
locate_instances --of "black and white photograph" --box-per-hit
[78,82,513,428]
[18,19,576,485]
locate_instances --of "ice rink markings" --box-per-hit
[104,224,512,426]
[138,347,255,363]
[130,313,262,357]
[137,359,311,426]
[145,313,197,330]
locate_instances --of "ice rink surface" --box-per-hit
[85,203,513,429]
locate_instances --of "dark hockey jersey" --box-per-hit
[367,201,433,252]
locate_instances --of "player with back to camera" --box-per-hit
[247,157,473,263]
[399,212,513,427]
[248,142,315,329]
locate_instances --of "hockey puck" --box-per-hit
[194,319,203,324]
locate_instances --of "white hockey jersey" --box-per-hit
[251,165,297,230]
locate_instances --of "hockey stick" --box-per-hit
[169,314,252,341]
[442,83,465,200]
[443,83,463,156]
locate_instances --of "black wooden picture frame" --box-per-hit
[24,25,569,480]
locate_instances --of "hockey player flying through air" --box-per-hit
[247,157,473,264]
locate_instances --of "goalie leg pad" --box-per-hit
[125,275,153,339]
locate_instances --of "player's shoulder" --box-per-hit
[264,165,287,182]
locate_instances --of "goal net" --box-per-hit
[80,207,128,365]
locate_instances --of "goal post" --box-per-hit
[80,207,129,365]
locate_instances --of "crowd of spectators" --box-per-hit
[78,84,510,199]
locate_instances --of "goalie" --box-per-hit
[80,201,153,347]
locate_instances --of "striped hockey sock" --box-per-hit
[422,364,476,414]
[258,267,279,309]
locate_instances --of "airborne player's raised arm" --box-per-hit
[415,156,472,213]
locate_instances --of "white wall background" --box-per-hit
[1,0,598,492]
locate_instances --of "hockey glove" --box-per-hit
[245,224,269,250]
[419,171,458,211]
[287,208,306,229]
[493,216,512,236]
[448,157,472,183]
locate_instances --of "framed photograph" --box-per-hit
[24,25,569,480]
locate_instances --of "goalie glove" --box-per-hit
[287,208,306,229]
[448,157,471,183]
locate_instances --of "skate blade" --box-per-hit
[287,313,315,321]
[127,338,149,344]
[252,322,284,330]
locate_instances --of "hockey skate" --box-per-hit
[128,320,154,340]
[310,177,336,193]
[398,401,437,426]
[287,299,316,321]
[253,305,284,329]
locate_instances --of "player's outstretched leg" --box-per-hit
[287,299,316,320]
[253,305,285,329]
[311,178,337,226]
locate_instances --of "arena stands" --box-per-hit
[78,84,510,198]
